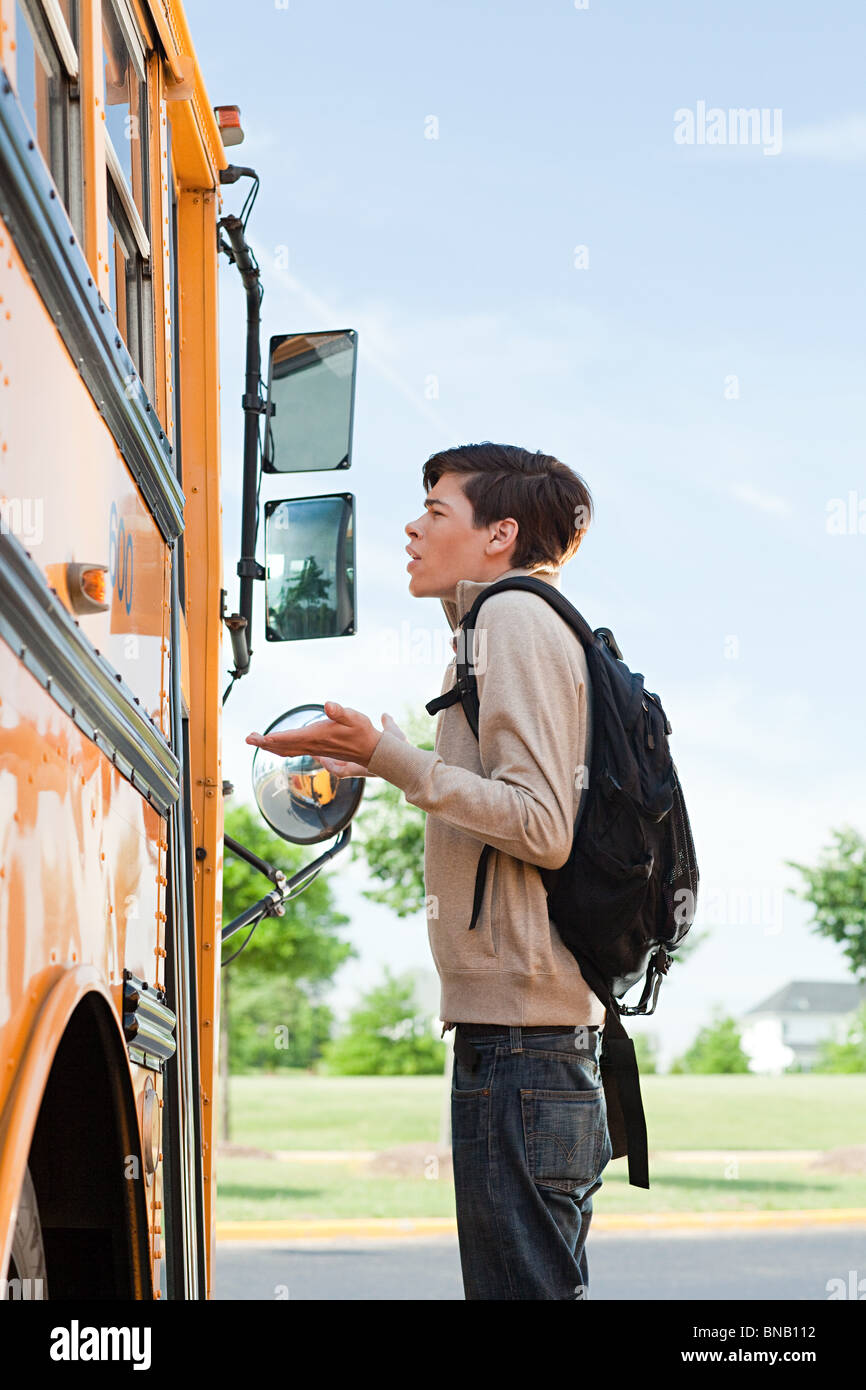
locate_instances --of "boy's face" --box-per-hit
[404,473,518,599]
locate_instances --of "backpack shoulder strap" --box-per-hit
[424,576,605,934]
[569,950,651,1189]
[467,576,597,648]
[425,649,482,735]
[425,576,599,735]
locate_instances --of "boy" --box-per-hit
[247,441,612,1299]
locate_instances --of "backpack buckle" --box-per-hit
[595,627,623,660]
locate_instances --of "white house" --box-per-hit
[740,980,866,1074]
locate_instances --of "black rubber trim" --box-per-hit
[0,66,185,542]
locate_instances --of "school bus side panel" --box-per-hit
[0,637,166,1287]
[0,213,172,736]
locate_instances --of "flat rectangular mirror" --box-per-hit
[263,330,357,473]
[264,494,356,640]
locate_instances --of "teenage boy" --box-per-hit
[247,441,612,1300]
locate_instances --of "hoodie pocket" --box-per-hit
[467,844,499,960]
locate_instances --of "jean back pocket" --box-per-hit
[520,1086,608,1193]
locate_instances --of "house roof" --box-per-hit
[743,980,866,1016]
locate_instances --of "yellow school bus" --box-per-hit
[0,0,360,1299]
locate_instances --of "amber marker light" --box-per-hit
[214,104,244,146]
[66,562,110,614]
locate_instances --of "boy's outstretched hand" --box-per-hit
[246,703,408,779]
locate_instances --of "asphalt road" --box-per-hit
[214,1228,866,1301]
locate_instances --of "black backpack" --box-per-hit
[426,576,699,1189]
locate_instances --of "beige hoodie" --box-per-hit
[366,564,607,1031]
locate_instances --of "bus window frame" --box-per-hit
[165,120,186,607]
[11,0,84,245]
[101,0,155,404]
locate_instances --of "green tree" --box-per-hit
[220,803,355,1132]
[785,825,866,979]
[273,553,334,638]
[222,802,353,983]
[319,967,446,1075]
[811,1001,866,1073]
[670,1010,751,1074]
[227,976,334,1073]
[631,1031,659,1073]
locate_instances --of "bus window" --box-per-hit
[11,0,83,243]
[101,0,148,222]
[102,0,154,400]
[165,133,182,468]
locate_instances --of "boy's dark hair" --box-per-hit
[422,442,593,573]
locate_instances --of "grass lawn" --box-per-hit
[215,1073,866,1222]
[215,1157,866,1222]
[225,1072,866,1152]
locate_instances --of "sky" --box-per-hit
[185,0,865,1069]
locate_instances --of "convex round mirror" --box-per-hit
[251,703,365,845]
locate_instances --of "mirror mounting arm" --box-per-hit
[224,831,288,890]
[221,825,353,948]
[218,204,263,693]
[223,614,250,692]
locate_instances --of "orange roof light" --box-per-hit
[214,105,245,147]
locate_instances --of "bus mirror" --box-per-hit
[264,494,355,642]
[263,329,357,473]
[251,704,364,844]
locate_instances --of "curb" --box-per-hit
[217,1217,457,1243]
[216,1208,866,1243]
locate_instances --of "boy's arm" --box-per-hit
[365,593,588,871]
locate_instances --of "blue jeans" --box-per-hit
[450,1023,613,1300]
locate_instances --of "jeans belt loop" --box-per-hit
[509,1025,522,1054]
